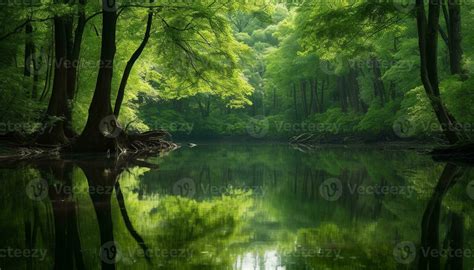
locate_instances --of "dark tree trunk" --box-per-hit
[64,0,87,137]
[348,69,362,112]
[415,0,461,144]
[75,0,118,152]
[37,17,69,145]
[37,162,85,270]
[114,9,153,117]
[301,80,308,117]
[197,98,206,118]
[293,83,298,120]
[24,22,39,99]
[206,96,211,116]
[310,78,320,114]
[31,44,39,99]
[309,80,314,114]
[273,87,276,111]
[337,75,348,112]
[40,37,54,101]
[320,77,326,113]
[447,0,463,75]
[418,164,464,270]
[371,56,385,106]
[80,163,117,270]
[24,22,33,78]
[445,212,464,269]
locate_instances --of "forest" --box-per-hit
[1,0,474,270]
[0,0,474,152]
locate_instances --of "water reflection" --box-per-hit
[0,143,473,269]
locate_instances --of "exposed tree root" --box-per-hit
[0,129,178,163]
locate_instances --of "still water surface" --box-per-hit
[0,143,473,269]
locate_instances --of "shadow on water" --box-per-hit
[5,155,154,270]
[0,143,473,269]
[418,163,469,270]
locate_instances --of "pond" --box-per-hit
[0,143,473,269]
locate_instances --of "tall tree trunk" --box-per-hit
[64,0,87,137]
[273,87,276,111]
[293,83,298,120]
[337,75,348,112]
[31,44,39,99]
[301,80,308,117]
[75,0,117,152]
[445,212,464,269]
[24,22,33,78]
[206,95,211,116]
[309,80,314,114]
[348,69,362,112]
[446,0,463,75]
[24,22,40,99]
[310,78,320,114]
[37,16,69,145]
[40,35,54,101]
[371,56,385,106]
[197,98,206,118]
[114,8,153,117]
[320,77,326,113]
[418,164,464,270]
[415,0,461,144]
